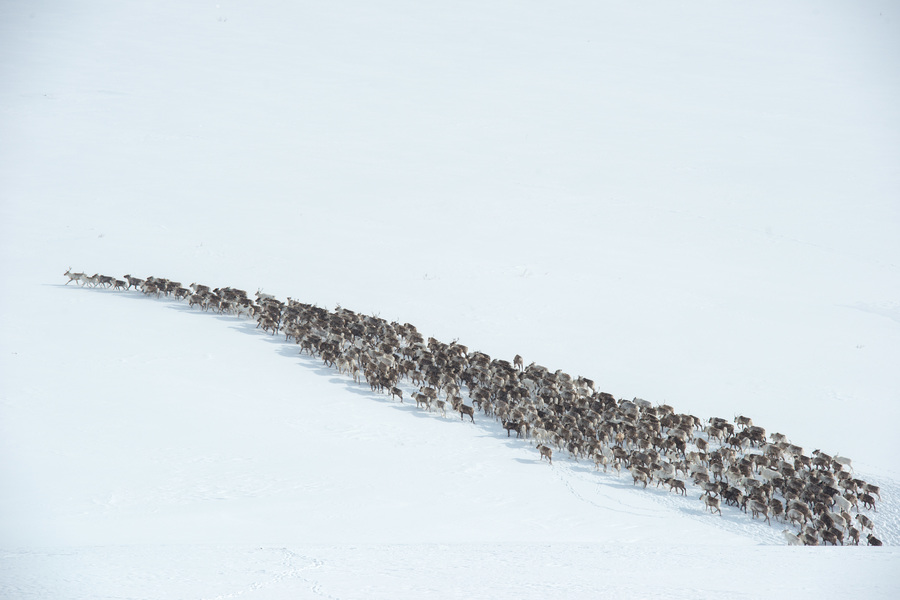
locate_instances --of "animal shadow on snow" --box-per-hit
[273,345,430,418]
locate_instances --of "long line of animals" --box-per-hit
[64,269,885,546]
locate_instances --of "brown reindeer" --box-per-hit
[864,483,881,500]
[667,478,687,495]
[701,492,722,515]
[821,529,841,546]
[503,420,522,438]
[414,392,431,410]
[538,444,553,465]
[514,354,524,371]
[859,493,877,511]
[631,467,650,489]
[458,403,475,423]
[750,500,771,524]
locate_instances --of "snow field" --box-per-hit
[2,0,900,597]
[3,543,898,600]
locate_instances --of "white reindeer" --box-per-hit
[833,454,853,472]
[782,529,803,546]
[64,268,85,285]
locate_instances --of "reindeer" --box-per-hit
[94,274,114,288]
[759,466,781,483]
[723,486,744,509]
[782,529,803,546]
[631,466,650,489]
[188,293,207,309]
[503,420,522,438]
[664,478,686,495]
[769,498,784,523]
[735,415,753,429]
[335,356,350,376]
[770,432,788,444]
[458,403,475,423]
[701,492,722,515]
[856,513,874,532]
[786,508,807,527]
[451,396,475,423]
[63,269,85,285]
[800,529,820,546]
[256,316,278,335]
[859,493,877,511]
[347,361,361,384]
[434,398,447,417]
[414,392,431,410]
[538,444,553,465]
[832,454,853,472]
[864,483,881,500]
[821,529,842,546]
[513,354,524,371]
[594,452,612,473]
[141,280,161,297]
[832,493,852,514]
[750,499,771,524]
[788,501,813,523]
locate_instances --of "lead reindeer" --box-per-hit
[63,268,85,285]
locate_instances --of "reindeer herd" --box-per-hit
[65,268,886,546]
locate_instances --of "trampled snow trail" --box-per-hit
[62,275,898,548]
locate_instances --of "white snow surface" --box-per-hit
[2,1,899,598]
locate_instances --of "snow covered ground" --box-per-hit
[2,1,899,598]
